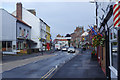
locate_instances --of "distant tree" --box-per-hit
[65,34,71,37]
[56,34,61,37]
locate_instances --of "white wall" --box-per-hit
[58,41,68,47]
[13,8,41,48]
[0,9,16,41]
[0,9,2,41]
[97,2,113,28]
[40,21,46,39]
[56,37,71,39]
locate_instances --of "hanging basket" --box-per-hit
[92,33,105,47]
[91,50,97,60]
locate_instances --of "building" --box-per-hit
[54,34,71,47]
[39,19,47,51]
[0,9,31,54]
[46,24,51,50]
[71,26,84,48]
[12,3,51,52]
[12,3,40,51]
[97,1,120,79]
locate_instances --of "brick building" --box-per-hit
[71,26,84,48]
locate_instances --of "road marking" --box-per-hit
[41,67,54,79]
[44,67,56,79]
[40,67,56,80]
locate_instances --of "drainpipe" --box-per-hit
[105,24,111,80]
[96,2,98,27]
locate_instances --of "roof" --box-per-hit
[39,18,50,28]
[12,15,31,28]
[55,39,68,41]
[0,9,31,28]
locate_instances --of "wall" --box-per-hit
[40,20,46,40]
[16,21,31,39]
[22,8,40,48]
[0,9,17,53]
[46,25,50,42]
[58,41,68,47]
[0,9,2,51]
[1,9,16,41]
[13,8,41,48]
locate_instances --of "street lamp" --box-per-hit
[89,0,98,27]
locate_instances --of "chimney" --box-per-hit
[16,3,22,19]
[27,9,36,16]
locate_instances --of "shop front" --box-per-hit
[16,38,33,54]
[109,27,118,79]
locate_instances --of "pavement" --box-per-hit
[50,49,106,80]
[2,49,55,63]
[1,49,56,73]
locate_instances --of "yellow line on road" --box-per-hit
[40,67,54,80]
[44,67,56,79]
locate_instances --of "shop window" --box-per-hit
[110,27,118,70]
[2,41,6,48]
[113,28,117,39]
[2,41,12,51]
[7,41,12,48]
[111,42,118,70]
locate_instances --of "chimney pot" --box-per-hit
[16,2,22,19]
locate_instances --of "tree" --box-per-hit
[65,34,71,37]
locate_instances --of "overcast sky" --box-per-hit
[1,2,95,39]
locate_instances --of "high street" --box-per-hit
[2,50,78,78]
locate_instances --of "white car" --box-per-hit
[68,47,75,53]
[112,46,117,52]
[62,47,67,51]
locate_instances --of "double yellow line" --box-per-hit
[40,67,56,80]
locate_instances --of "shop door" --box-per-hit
[109,27,118,79]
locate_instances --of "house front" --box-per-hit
[0,9,32,54]
[12,3,40,52]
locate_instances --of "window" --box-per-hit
[2,41,6,48]
[24,29,26,37]
[19,27,22,37]
[27,30,29,38]
[2,41,12,51]
[111,42,118,70]
[110,27,118,70]
[7,42,12,48]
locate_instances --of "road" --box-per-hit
[50,49,106,79]
[2,51,78,78]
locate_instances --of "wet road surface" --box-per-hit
[51,49,106,79]
[2,51,77,78]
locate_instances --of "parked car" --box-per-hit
[81,45,86,51]
[62,46,67,51]
[68,47,75,53]
[112,46,117,52]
